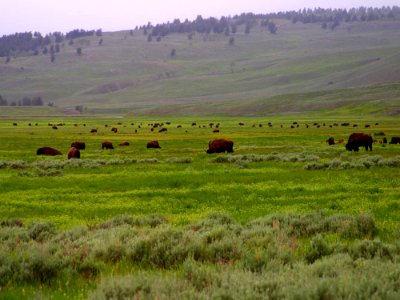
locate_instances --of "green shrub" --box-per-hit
[306,235,332,263]
[350,239,395,260]
[1,218,24,227]
[183,259,221,291]
[165,157,192,163]
[27,222,56,241]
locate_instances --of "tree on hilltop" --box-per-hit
[0,95,8,106]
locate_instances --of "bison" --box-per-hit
[345,133,373,152]
[206,139,234,154]
[389,137,400,144]
[67,147,80,159]
[90,128,98,133]
[102,141,114,150]
[71,141,86,150]
[337,138,345,144]
[119,141,130,146]
[111,127,118,133]
[326,137,335,145]
[37,147,62,156]
[147,141,161,149]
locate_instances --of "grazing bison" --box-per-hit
[326,137,335,145]
[111,127,118,133]
[71,141,86,150]
[102,141,114,150]
[90,128,98,133]
[389,137,400,144]
[67,147,80,159]
[37,147,62,156]
[345,133,373,152]
[119,141,130,146]
[147,141,161,149]
[206,139,234,154]
[213,129,220,133]
[159,128,167,133]
[383,137,387,144]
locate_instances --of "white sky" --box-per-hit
[1,0,398,35]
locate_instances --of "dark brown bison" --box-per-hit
[71,141,85,150]
[159,128,167,133]
[383,137,387,144]
[119,141,130,146]
[52,126,58,130]
[111,127,118,133]
[67,147,80,159]
[102,141,114,149]
[213,129,220,133]
[90,128,98,133]
[345,133,373,152]
[36,147,62,156]
[147,141,161,149]
[326,137,335,145]
[389,137,400,144]
[206,139,234,154]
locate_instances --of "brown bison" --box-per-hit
[159,128,167,133]
[389,137,400,144]
[119,141,130,146]
[345,133,373,152]
[71,141,86,150]
[90,128,98,133]
[111,127,118,133]
[67,147,80,159]
[326,137,335,145]
[206,139,234,154]
[37,147,62,156]
[102,141,114,149]
[147,141,161,149]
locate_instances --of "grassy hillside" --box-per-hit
[1,20,400,115]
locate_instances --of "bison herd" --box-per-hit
[10,120,398,159]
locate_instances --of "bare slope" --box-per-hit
[1,20,400,115]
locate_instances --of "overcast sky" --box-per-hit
[1,0,398,35]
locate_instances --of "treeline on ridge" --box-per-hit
[1,6,399,59]
[143,6,400,38]
[0,29,102,58]
[0,94,44,107]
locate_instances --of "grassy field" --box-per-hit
[2,14,400,300]
[0,115,400,299]
[1,20,400,115]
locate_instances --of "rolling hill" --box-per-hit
[1,19,400,116]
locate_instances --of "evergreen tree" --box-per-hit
[0,95,8,106]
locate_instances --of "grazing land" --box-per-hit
[0,115,400,299]
[1,9,400,299]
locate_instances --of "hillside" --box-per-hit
[1,19,400,116]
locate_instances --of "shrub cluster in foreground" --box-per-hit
[1,211,399,299]
[304,155,400,170]
[0,157,192,177]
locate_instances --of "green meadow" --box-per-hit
[1,14,400,300]
[0,115,400,299]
